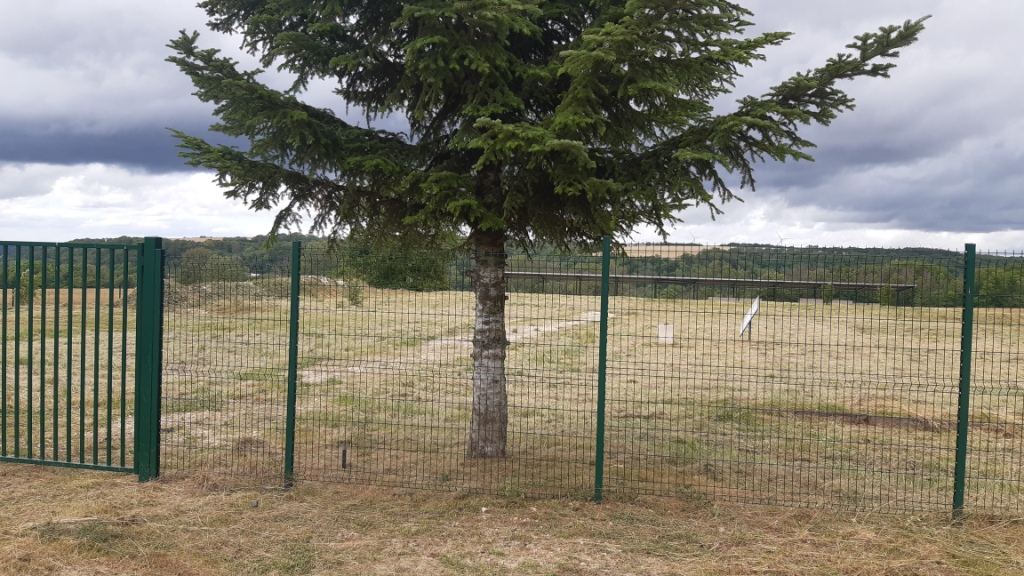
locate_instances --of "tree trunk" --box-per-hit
[467,227,508,458]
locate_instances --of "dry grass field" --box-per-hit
[618,245,728,258]
[2,464,1024,575]
[3,276,1024,574]
[4,277,1024,518]
[151,279,1023,513]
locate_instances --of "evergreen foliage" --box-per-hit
[175,247,249,285]
[977,265,1024,308]
[168,2,929,457]
[344,229,457,291]
[168,3,928,250]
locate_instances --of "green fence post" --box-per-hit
[953,243,976,519]
[594,236,611,502]
[1,244,7,458]
[13,247,21,458]
[27,247,35,460]
[135,237,165,482]
[40,247,48,461]
[284,241,302,487]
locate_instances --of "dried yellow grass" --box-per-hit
[5,282,1023,514]
[1,464,1022,575]
[620,244,729,258]
[152,286,1023,510]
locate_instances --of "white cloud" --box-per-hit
[0,2,248,134]
[632,196,1024,252]
[0,162,78,199]
[0,164,277,241]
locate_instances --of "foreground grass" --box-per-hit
[2,466,1023,575]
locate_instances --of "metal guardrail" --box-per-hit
[505,271,917,292]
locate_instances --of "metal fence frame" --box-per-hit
[5,237,1023,515]
[0,238,163,478]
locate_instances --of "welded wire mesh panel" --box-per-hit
[603,245,965,512]
[1,242,137,472]
[152,240,1024,513]
[964,251,1024,513]
[161,250,292,479]
[294,247,599,497]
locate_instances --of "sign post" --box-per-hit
[739,296,760,341]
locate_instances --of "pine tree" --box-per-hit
[169,1,927,458]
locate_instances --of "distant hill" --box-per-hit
[8,237,1020,307]
[68,233,324,270]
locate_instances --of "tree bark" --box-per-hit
[467,227,508,458]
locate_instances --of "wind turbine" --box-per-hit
[776,232,792,246]
[688,232,704,245]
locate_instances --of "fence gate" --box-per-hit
[1,238,163,479]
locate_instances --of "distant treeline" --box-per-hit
[508,245,1024,307]
[1,242,141,291]
[1,235,318,290]
[4,239,1023,307]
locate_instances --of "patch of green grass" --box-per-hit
[163,384,226,414]
[711,406,761,428]
[265,543,317,575]
[501,479,527,499]
[668,436,707,465]
[518,345,587,373]
[36,519,136,556]
[438,555,474,571]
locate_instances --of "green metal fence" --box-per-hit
[153,240,1024,514]
[161,244,602,497]
[0,239,163,478]
[603,245,969,512]
[10,236,1023,514]
[160,247,295,479]
[963,249,1024,514]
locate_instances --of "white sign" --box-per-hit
[658,324,674,345]
[739,296,760,337]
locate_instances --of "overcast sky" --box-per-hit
[1,1,1022,251]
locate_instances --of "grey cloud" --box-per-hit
[714,0,1024,236]
[0,163,68,200]
[0,123,216,173]
[754,124,1024,234]
[1,0,1022,243]
[0,3,404,172]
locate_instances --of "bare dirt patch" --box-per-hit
[419,310,605,361]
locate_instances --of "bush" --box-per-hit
[175,247,248,285]
[345,248,452,291]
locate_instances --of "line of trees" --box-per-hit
[504,246,1024,307]
[7,242,1023,308]
[976,266,1024,308]
[1,257,137,292]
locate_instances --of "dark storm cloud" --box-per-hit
[723,0,1024,235]
[0,123,221,173]
[0,3,404,174]
[755,119,1024,234]
[0,2,216,171]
